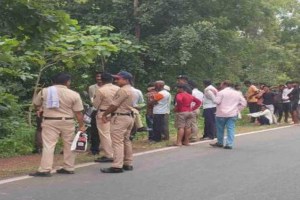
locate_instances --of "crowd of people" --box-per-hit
[29,71,300,176]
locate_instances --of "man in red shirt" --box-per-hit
[174,84,201,146]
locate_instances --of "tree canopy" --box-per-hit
[1,0,300,137]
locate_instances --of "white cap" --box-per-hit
[164,85,170,91]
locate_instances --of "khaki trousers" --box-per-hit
[96,112,113,158]
[190,109,200,140]
[110,115,134,168]
[39,120,76,172]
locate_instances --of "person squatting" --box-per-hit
[29,72,300,176]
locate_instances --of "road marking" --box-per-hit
[0,125,294,185]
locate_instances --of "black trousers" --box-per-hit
[153,114,168,142]
[281,102,291,123]
[258,116,270,125]
[248,102,259,123]
[203,107,216,139]
[89,111,100,154]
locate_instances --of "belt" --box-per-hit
[44,117,74,120]
[111,112,133,117]
[99,109,106,112]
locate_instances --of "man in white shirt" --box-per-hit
[151,81,171,142]
[281,81,293,123]
[188,80,204,142]
[201,80,217,140]
[247,105,273,125]
[88,72,102,155]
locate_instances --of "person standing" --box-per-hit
[174,84,201,146]
[201,80,217,140]
[274,85,284,122]
[262,86,275,114]
[145,82,157,141]
[88,72,102,155]
[100,71,135,173]
[210,80,247,149]
[188,80,204,142]
[151,81,171,142]
[282,81,294,123]
[30,73,85,177]
[93,72,119,163]
[244,80,259,123]
[288,81,300,124]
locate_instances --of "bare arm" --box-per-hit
[74,111,85,132]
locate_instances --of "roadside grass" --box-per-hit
[0,111,290,180]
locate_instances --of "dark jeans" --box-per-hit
[146,114,154,140]
[203,107,216,139]
[89,111,100,154]
[281,102,291,123]
[248,102,259,123]
[258,116,270,125]
[274,103,283,121]
[153,114,168,142]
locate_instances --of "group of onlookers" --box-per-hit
[244,81,300,125]
[30,70,300,176]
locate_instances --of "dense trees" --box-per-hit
[0,0,300,155]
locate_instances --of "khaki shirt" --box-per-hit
[93,83,120,110]
[33,85,84,118]
[111,84,134,113]
[88,84,101,103]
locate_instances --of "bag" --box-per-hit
[83,106,94,125]
[71,131,88,152]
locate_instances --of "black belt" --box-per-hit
[44,117,74,120]
[99,109,106,112]
[111,112,133,117]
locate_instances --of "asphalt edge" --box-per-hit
[0,125,294,185]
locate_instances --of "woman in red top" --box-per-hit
[174,84,201,146]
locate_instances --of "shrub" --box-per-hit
[0,124,35,158]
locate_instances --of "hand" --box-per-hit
[79,125,87,132]
[102,115,110,123]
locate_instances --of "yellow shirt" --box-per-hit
[246,85,259,103]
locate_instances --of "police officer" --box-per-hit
[93,72,119,162]
[100,71,135,173]
[30,73,85,177]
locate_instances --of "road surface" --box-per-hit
[0,126,299,200]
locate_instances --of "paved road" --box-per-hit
[1,126,300,200]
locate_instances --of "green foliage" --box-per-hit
[1,0,300,158]
[0,125,35,158]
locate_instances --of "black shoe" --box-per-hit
[100,167,123,173]
[210,142,223,148]
[224,145,233,150]
[29,171,52,177]
[95,156,113,163]
[56,168,75,174]
[123,165,133,171]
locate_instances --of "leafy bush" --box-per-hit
[0,124,35,158]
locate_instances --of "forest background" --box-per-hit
[0,0,299,157]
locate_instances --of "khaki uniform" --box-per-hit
[93,83,119,159]
[109,84,134,168]
[33,85,83,172]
